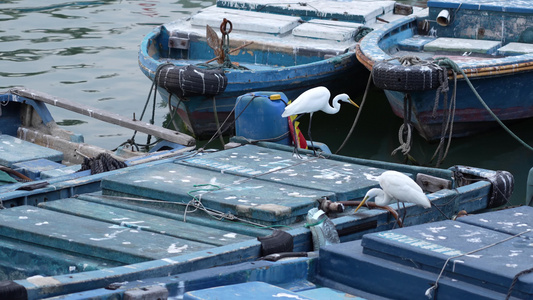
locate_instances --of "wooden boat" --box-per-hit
[138,0,418,139]
[57,206,533,300]
[0,136,514,299]
[356,0,533,141]
[0,88,195,205]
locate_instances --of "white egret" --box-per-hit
[354,170,431,213]
[281,86,359,156]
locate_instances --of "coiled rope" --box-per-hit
[78,153,127,174]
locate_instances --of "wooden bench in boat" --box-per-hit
[423,37,502,54]
[216,0,395,24]
[191,6,302,35]
[292,19,364,42]
[397,35,436,51]
[497,42,533,55]
[0,135,63,168]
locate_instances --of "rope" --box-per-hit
[78,153,127,174]
[434,57,533,152]
[126,62,173,151]
[200,94,259,150]
[392,94,413,158]
[385,55,454,165]
[335,68,372,154]
[212,96,226,147]
[425,228,532,299]
[429,69,455,167]
[506,267,533,300]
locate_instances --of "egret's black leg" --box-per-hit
[401,202,407,222]
[308,113,316,156]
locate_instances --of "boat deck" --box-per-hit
[51,205,533,300]
[0,142,496,286]
[162,0,417,61]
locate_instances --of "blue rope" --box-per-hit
[435,57,533,152]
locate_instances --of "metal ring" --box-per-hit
[220,18,233,35]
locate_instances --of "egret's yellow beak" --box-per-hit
[349,98,360,108]
[353,195,369,213]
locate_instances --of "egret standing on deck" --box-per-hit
[281,86,359,156]
[354,170,431,213]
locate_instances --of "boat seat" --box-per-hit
[497,42,533,56]
[0,135,63,168]
[184,281,316,300]
[40,164,82,179]
[190,6,302,35]
[12,159,66,181]
[397,35,436,51]
[423,37,501,54]
[216,0,395,24]
[292,19,364,42]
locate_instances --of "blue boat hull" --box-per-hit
[384,70,533,140]
[139,26,363,139]
[357,0,533,141]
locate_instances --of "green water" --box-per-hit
[0,0,531,206]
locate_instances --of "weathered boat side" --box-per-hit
[138,0,417,138]
[356,0,533,140]
[42,206,533,300]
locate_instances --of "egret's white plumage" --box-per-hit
[281,86,358,156]
[281,86,358,117]
[354,170,431,213]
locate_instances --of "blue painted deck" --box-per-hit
[0,140,504,299]
[322,206,533,299]
[47,206,532,300]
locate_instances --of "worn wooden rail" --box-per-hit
[9,88,196,146]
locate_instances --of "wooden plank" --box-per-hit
[0,135,63,168]
[0,236,121,279]
[101,162,329,225]
[77,193,274,237]
[191,6,301,35]
[9,88,195,146]
[178,144,391,201]
[292,22,359,41]
[0,206,213,264]
[40,198,251,247]
[424,38,501,54]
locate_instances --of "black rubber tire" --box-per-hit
[0,281,27,300]
[156,64,228,97]
[372,61,445,92]
[257,229,294,256]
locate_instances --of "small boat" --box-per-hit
[138,0,418,139]
[0,136,513,299]
[0,88,195,204]
[32,206,533,300]
[356,0,533,141]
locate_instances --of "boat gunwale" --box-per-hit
[138,26,357,82]
[357,15,533,79]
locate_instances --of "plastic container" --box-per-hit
[306,208,340,251]
[234,91,290,145]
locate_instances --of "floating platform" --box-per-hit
[0,142,509,299]
[320,206,533,299]
[102,145,392,225]
[53,207,532,300]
